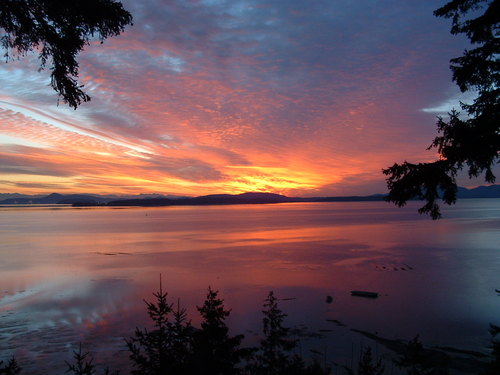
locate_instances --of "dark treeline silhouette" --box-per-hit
[1,285,499,375]
[125,286,329,375]
[3,186,500,207]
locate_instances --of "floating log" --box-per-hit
[351,290,379,298]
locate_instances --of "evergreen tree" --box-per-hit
[394,335,449,375]
[0,357,21,375]
[246,291,331,375]
[259,291,297,374]
[65,344,96,375]
[65,344,119,375]
[0,0,133,108]
[357,347,384,375]
[126,282,176,375]
[343,347,384,375]
[192,286,246,375]
[250,291,328,375]
[384,0,499,219]
[481,323,500,374]
[169,299,195,374]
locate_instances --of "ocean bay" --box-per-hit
[1,200,499,373]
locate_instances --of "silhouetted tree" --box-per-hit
[0,0,133,108]
[482,323,500,374]
[255,291,298,374]
[168,299,195,374]
[384,0,499,219]
[65,344,96,375]
[191,286,247,375]
[0,357,21,375]
[356,347,385,375]
[249,291,330,375]
[126,282,176,375]
[394,335,449,375]
[65,344,119,375]
[343,347,385,375]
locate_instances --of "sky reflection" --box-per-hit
[1,201,500,373]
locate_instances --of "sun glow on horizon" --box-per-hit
[222,165,336,195]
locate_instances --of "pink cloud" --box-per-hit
[0,0,471,196]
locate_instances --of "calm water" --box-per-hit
[1,200,499,373]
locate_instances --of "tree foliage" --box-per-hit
[256,291,298,374]
[64,343,120,375]
[394,335,449,375]
[126,282,193,375]
[0,357,21,375]
[192,287,247,375]
[249,291,330,375]
[125,286,330,375]
[0,0,132,108]
[384,0,499,219]
[127,284,247,375]
[65,344,97,375]
[482,323,500,374]
[358,348,384,375]
[349,347,384,375]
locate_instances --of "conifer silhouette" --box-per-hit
[192,286,247,374]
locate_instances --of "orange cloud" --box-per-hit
[0,0,471,196]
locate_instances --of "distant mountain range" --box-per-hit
[105,192,388,207]
[0,192,188,205]
[1,185,499,207]
[456,185,500,198]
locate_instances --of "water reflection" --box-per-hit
[1,200,499,373]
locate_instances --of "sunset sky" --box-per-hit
[0,0,483,197]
